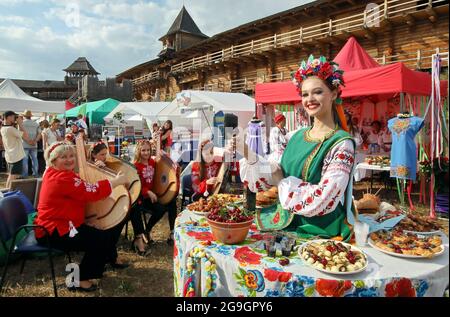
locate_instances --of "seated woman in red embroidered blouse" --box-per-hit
[238,55,356,241]
[191,139,223,201]
[133,140,177,247]
[35,142,128,292]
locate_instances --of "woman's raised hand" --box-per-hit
[94,160,106,168]
[111,171,128,188]
[206,177,217,185]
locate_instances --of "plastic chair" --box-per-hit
[0,196,64,297]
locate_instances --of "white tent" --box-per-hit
[104,102,170,138]
[105,102,170,124]
[0,79,65,114]
[157,90,255,133]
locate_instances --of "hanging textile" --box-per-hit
[388,116,424,181]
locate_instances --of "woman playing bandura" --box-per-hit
[35,141,128,292]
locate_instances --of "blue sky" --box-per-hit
[0,0,313,81]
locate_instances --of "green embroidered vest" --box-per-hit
[256,128,355,241]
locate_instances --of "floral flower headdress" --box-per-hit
[292,55,349,132]
[293,55,345,104]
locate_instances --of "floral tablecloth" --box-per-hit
[173,211,449,297]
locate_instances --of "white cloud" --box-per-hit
[0,0,43,6]
[0,0,313,81]
[0,15,34,26]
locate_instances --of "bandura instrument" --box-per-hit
[85,144,141,205]
[153,131,180,205]
[104,154,141,205]
[76,136,130,230]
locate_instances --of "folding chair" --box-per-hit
[0,195,69,297]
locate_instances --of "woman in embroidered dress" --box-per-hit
[132,140,178,247]
[238,55,356,241]
[191,139,223,201]
[35,142,129,292]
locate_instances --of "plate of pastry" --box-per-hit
[298,240,368,275]
[368,230,444,259]
[394,213,443,235]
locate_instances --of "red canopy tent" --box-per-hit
[256,37,449,212]
[333,36,380,72]
[255,37,447,105]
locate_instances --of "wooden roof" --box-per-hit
[159,6,209,40]
[0,78,75,89]
[63,57,100,75]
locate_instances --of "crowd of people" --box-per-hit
[0,113,178,292]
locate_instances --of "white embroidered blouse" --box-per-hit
[240,139,355,218]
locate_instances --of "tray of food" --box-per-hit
[368,230,444,258]
[365,156,390,166]
[298,240,368,275]
[186,194,244,216]
[256,187,278,208]
[394,213,443,235]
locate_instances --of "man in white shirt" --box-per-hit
[21,110,40,177]
[0,111,31,188]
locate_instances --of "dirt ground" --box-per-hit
[0,172,448,297]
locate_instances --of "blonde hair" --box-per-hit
[44,142,75,167]
[133,140,153,164]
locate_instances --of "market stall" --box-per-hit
[0,79,65,114]
[104,101,170,128]
[64,98,120,140]
[255,37,448,210]
[158,90,255,143]
[65,98,120,124]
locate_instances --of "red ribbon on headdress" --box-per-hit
[48,142,66,156]
[335,103,349,132]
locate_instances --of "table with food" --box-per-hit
[354,155,392,183]
[173,191,449,297]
